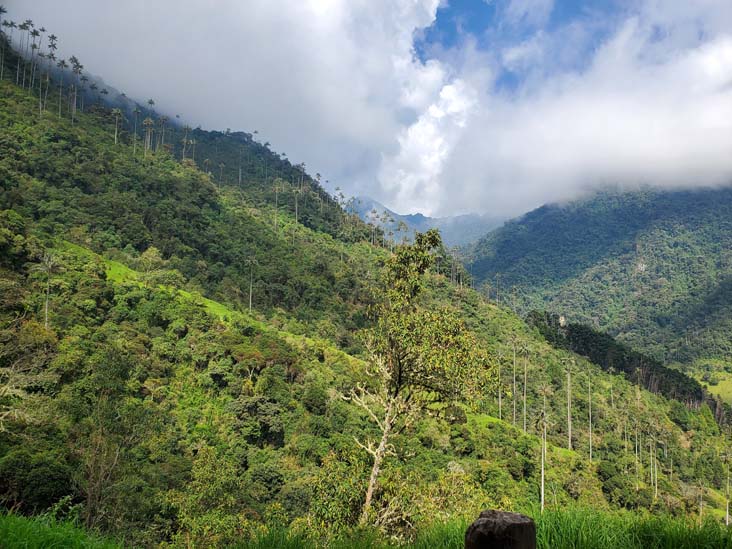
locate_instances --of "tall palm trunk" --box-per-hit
[57,78,63,118]
[567,366,572,450]
[133,113,138,156]
[0,38,5,82]
[248,264,254,312]
[522,354,527,432]
[15,30,22,85]
[43,69,50,111]
[512,343,517,425]
[541,395,546,512]
[44,276,50,328]
[498,358,502,420]
[588,376,592,460]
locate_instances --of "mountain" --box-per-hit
[1,23,732,548]
[354,196,505,247]
[469,187,732,401]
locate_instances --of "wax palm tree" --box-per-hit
[29,27,41,89]
[22,22,32,86]
[31,252,61,329]
[43,49,56,111]
[28,39,38,89]
[35,51,45,114]
[294,186,304,224]
[537,382,554,512]
[0,6,8,81]
[1,20,17,82]
[181,125,191,159]
[245,257,258,313]
[132,106,141,156]
[56,58,67,117]
[111,108,122,144]
[69,55,83,123]
[79,76,91,110]
[22,23,37,89]
[158,115,168,149]
[35,27,46,84]
[16,21,28,85]
[142,117,154,156]
[273,180,284,232]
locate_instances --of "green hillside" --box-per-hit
[470,189,732,391]
[1,24,732,548]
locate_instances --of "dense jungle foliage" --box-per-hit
[470,188,732,399]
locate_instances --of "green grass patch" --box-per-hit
[3,506,731,548]
[702,372,732,404]
[236,508,732,548]
[0,513,121,548]
[104,259,139,284]
[176,288,235,319]
[467,413,503,428]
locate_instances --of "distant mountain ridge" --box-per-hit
[469,186,732,383]
[354,196,504,247]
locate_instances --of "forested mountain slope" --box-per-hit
[1,27,732,548]
[470,188,732,371]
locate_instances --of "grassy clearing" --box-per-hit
[703,372,732,404]
[3,508,731,548]
[0,513,120,548]
[104,259,139,284]
[535,507,732,549]
[235,508,732,549]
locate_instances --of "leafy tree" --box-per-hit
[347,230,492,524]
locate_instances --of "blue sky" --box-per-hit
[415,0,620,90]
[8,0,732,217]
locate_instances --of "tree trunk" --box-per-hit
[360,401,393,525]
[512,344,517,425]
[249,265,253,313]
[541,395,546,513]
[522,355,527,432]
[726,464,729,526]
[44,277,50,328]
[567,367,572,450]
[588,376,592,461]
[498,358,502,420]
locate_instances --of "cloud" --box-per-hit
[379,78,478,213]
[5,0,732,218]
[438,2,732,216]
[501,0,555,29]
[4,0,443,206]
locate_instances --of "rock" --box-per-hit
[465,510,536,549]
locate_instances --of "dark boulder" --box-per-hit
[465,510,536,549]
